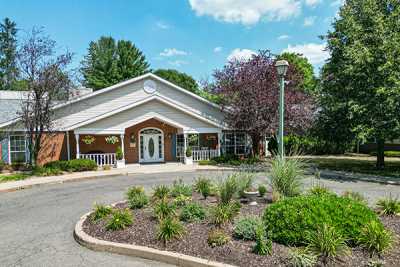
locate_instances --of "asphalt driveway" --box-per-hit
[0,170,399,267]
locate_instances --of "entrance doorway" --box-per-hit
[139,128,164,163]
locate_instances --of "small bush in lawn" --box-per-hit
[126,186,149,209]
[217,174,238,204]
[233,216,262,241]
[180,202,206,222]
[106,208,133,231]
[306,224,349,265]
[32,166,63,176]
[157,217,185,246]
[376,195,400,215]
[253,224,272,255]
[358,220,393,257]
[90,203,113,222]
[258,184,267,197]
[66,159,97,172]
[210,201,240,226]
[173,194,191,207]
[288,247,317,267]
[263,194,380,246]
[152,184,170,201]
[269,156,304,197]
[237,172,254,198]
[342,190,367,204]
[194,176,213,199]
[153,199,176,221]
[207,229,230,247]
[170,178,192,197]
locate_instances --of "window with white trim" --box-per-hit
[222,132,248,155]
[10,135,27,163]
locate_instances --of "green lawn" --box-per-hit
[304,156,400,178]
[0,173,31,183]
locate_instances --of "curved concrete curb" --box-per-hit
[74,211,236,267]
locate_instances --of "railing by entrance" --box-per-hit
[80,153,116,166]
[192,149,219,161]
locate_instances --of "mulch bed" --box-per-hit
[83,193,400,267]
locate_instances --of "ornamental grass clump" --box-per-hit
[153,198,177,221]
[207,229,230,247]
[194,176,213,199]
[357,220,393,257]
[288,247,317,267]
[170,178,192,197]
[306,224,349,265]
[152,184,170,201]
[106,208,133,231]
[233,216,262,241]
[217,174,239,204]
[253,224,272,255]
[376,195,400,216]
[269,156,304,197]
[90,203,113,222]
[157,216,185,246]
[180,202,206,222]
[210,201,241,226]
[126,186,149,209]
[263,194,380,246]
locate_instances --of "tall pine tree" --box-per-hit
[81,36,149,90]
[0,17,18,90]
[319,0,400,169]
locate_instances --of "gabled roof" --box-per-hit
[0,73,222,129]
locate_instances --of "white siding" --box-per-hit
[77,100,216,132]
[50,77,224,130]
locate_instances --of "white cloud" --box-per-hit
[160,48,188,57]
[227,48,256,62]
[168,60,188,67]
[278,34,290,40]
[305,0,322,7]
[283,43,329,64]
[156,21,170,30]
[303,16,316,26]
[189,0,301,26]
[214,46,223,53]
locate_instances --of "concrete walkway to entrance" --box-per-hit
[0,163,234,193]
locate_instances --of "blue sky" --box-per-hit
[0,0,343,81]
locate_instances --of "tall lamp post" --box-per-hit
[275,60,289,159]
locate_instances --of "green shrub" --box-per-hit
[237,172,254,198]
[357,220,393,257]
[32,166,63,176]
[45,159,97,172]
[126,186,149,209]
[258,184,267,197]
[152,184,170,201]
[370,151,400,157]
[194,176,213,199]
[207,229,230,247]
[306,224,349,265]
[180,202,206,222]
[288,248,317,267]
[106,208,133,231]
[269,157,304,197]
[153,199,176,220]
[210,201,240,226]
[90,203,113,222]
[198,160,213,165]
[170,179,192,197]
[263,194,381,246]
[342,190,367,204]
[185,147,192,157]
[217,174,238,204]
[116,146,123,160]
[376,196,400,215]
[233,216,262,241]
[173,194,191,207]
[253,224,272,255]
[157,217,185,245]
[212,154,239,164]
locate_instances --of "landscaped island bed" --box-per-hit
[81,170,400,267]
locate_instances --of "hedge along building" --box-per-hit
[0,73,251,166]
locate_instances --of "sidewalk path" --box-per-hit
[0,163,234,193]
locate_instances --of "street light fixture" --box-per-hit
[275,60,289,159]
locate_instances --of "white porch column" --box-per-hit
[183,133,188,155]
[217,132,222,156]
[75,134,80,159]
[120,134,125,159]
[66,131,70,160]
